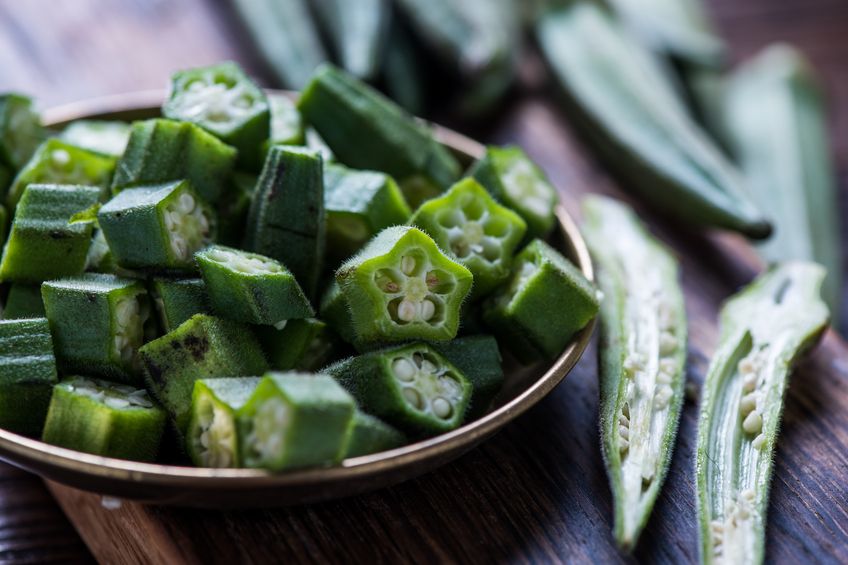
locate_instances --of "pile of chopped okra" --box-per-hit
[0,62,599,471]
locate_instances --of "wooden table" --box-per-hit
[1,1,847,563]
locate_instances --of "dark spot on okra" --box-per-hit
[182,335,210,362]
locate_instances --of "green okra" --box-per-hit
[217,172,255,247]
[696,263,829,565]
[483,239,599,363]
[311,0,390,81]
[336,226,473,344]
[0,318,57,436]
[149,278,211,333]
[298,64,461,207]
[379,23,426,116]
[722,45,842,315]
[430,335,504,419]
[60,120,131,157]
[305,127,335,162]
[267,94,305,147]
[238,372,356,471]
[98,180,215,272]
[256,318,342,372]
[163,61,270,171]
[0,184,101,283]
[111,118,236,204]
[325,342,471,436]
[42,274,152,384]
[84,230,119,274]
[343,411,406,458]
[138,314,269,432]
[3,284,45,319]
[196,245,314,327]
[469,145,557,240]
[582,195,687,551]
[318,280,358,346]
[187,377,261,468]
[535,4,770,239]
[41,376,166,462]
[0,94,45,173]
[244,145,325,298]
[410,178,527,297]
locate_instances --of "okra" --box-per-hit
[138,314,268,432]
[298,64,461,207]
[311,0,390,81]
[469,146,557,240]
[149,278,210,333]
[535,4,771,239]
[0,184,101,283]
[0,318,57,436]
[42,274,152,384]
[582,195,687,550]
[244,145,325,298]
[3,284,45,319]
[483,239,599,363]
[84,229,119,274]
[430,335,504,419]
[41,376,166,462]
[722,46,842,314]
[318,280,359,346]
[410,178,527,297]
[336,226,473,344]
[343,411,406,458]
[187,377,261,468]
[0,94,45,173]
[163,62,270,171]
[267,94,305,147]
[217,172,255,247]
[238,372,355,471]
[379,22,427,116]
[60,120,131,157]
[256,318,342,372]
[98,180,214,272]
[325,343,471,435]
[196,245,314,327]
[111,119,236,204]
[324,163,411,261]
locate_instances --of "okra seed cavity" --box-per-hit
[247,397,290,463]
[207,247,282,275]
[164,189,212,262]
[197,402,236,468]
[391,352,464,420]
[376,251,454,327]
[112,293,150,366]
[69,377,155,409]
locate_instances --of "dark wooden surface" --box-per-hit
[1,1,848,563]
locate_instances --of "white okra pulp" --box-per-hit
[374,251,455,326]
[194,396,237,468]
[390,351,463,420]
[65,376,154,410]
[245,397,290,466]
[164,190,211,261]
[112,292,150,366]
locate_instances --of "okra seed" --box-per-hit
[397,299,417,322]
[171,238,188,259]
[52,149,71,166]
[104,396,130,409]
[742,410,763,434]
[432,398,452,419]
[402,387,424,410]
[619,425,629,440]
[392,358,416,382]
[420,359,437,374]
[654,385,674,409]
[739,392,757,416]
[738,357,757,375]
[659,358,676,374]
[273,320,288,330]
[178,193,196,214]
[659,332,677,355]
[743,373,757,392]
[752,434,766,450]
[401,255,416,275]
[420,299,436,321]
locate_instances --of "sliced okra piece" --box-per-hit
[325,343,472,436]
[483,239,599,363]
[470,145,557,240]
[6,139,115,208]
[187,377,261,468]
[256,318,342,372]
[111,119,236,204]
[60,120,131,157]
[98,180,214,272]
[0,94,45,172]
[583,195,687,551]
[267,93,305,147]
[318,280,359,346]
[430,335,504,420]
[163,62,270,171]
[217,172,255,248]
[238,372,356,471]
[85,229,117,273]
[0,317,57,436]
[336,226,473,344]
[149,278,210,333]
[0,184,101,283]
[42,274,152,384]
[139,314,269,432]
[410,177,527,297]
[3,284,45,319]
[41,376,166,462]
[305,127,335,162]
[696,263,829,565]
[196,245,314,327]
[324,163,411,261]
[343,411,407,458]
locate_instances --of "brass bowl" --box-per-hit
[0,91,595,507]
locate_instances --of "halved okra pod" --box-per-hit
[0,184,101,283]
[98,180,214,271]
[410,178,527,297]
[42,274,152,384]
[343,411,407,458]
[0,318,58,436]
[3,284,45,319]
[149,278,211,333]
[430,335,504,419]
[483,239,599,363]
[326,343,472,435]
[238,372,356,471]
[163,62,270,171]
[583,195,687,551]
[41,376,166,462]
[187,377,261,468]
[60,120,131,157]
[256,318,342,372]
[196,245,314,327]
[336,226,473,344]
[0,94,45,174]
[696,263,829,565]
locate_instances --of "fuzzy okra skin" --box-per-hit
[41,376,166,462]
[0,318,58,436]
[318,280,359,346]
[430,335,504,419]
[696,263,829,565]
[0,94,45,173]
[343,411,406,458]
[535,4,771,239]
[311,0,389,81]
[256,318,342,372]
[60,120,131,157]
[238,372,356,471]
[582,195,687,550]
[336,226,473,344]
[149,278,210,333]
[3,284,45,319]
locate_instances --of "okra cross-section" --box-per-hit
[484,239,599,363]
[696,263,829,565]
[583,195,687,550]
[325,343,472,436]
[196,245,314,327]
[336,226,473,343]
[41,376,166,462]
[42,274,152,384]
[98,180,214,271]
[410,178,527,297]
